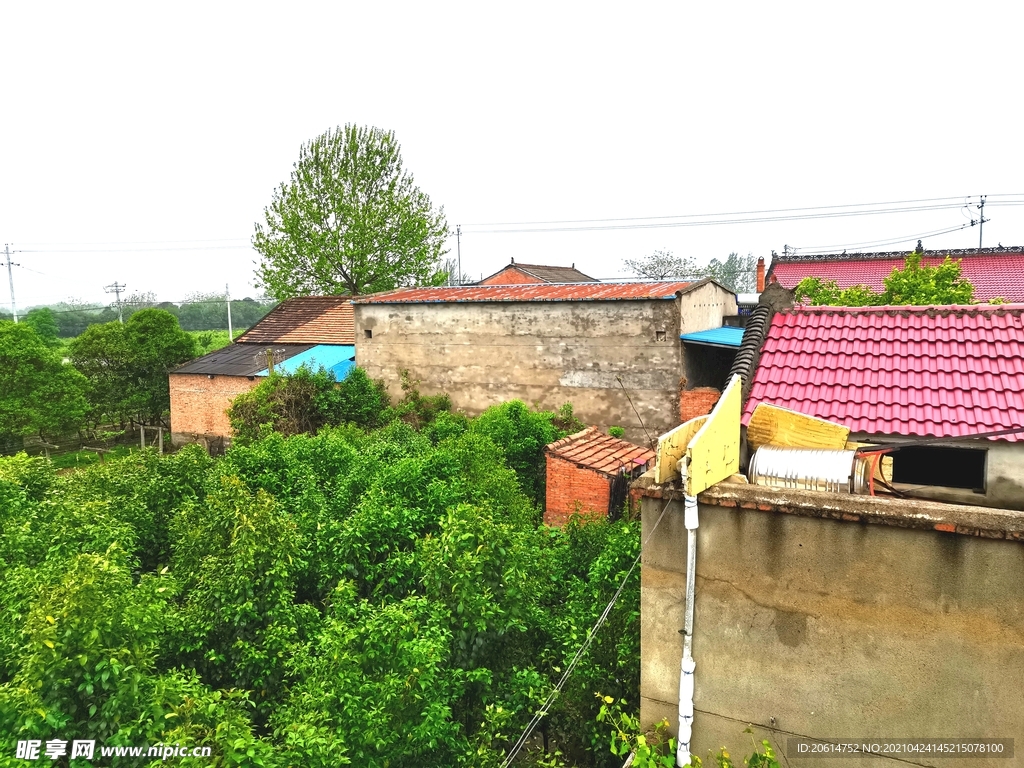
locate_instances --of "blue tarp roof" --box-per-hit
[255,344,356,380]
[680,326,745,348]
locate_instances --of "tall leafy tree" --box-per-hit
[0,321,89,439]
[253,124,450,298]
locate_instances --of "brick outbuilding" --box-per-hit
[544,427,655,526]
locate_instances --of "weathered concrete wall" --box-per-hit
[641,483,1024,767]
[679,281,738,335]
[169,373,257,447]
[853,434,1024,512]
[355,299,685,445]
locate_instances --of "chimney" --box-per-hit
[756,257,766,293]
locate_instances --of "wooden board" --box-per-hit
[746,403,850,452]
[654,416,708,484]
[685,374,742,496]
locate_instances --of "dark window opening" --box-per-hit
[682,343,737,390]
[891,446,987,493]
[364,329,373,339]
[656,330,667,342]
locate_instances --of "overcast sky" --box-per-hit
[1,1,1022,309]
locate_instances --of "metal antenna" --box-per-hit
[104,282,127,323]
[4,244,18,322]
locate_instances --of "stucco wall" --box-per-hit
[640,483,1024,767]
[169,373,257,447]
[679,280,738,335]
[355,299,686,445]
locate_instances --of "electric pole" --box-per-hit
[4,244,18,322]
[104,282,127,323]
[978,195,987,249]
[226,283,233,342]
[456,225,462,286]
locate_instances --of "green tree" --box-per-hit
[253,124,450,298]
[0,321,89,439]
[22,308,61,347]
[624,249,698,280]
[69,309,196,425]
[702,252,757,293]
[795,251,976,306]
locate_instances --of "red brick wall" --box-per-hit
[544,454,611,526]
[169,373,259,446]
[479,267,545,285]
[680,387,721,423]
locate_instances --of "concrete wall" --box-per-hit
[355,298,686,445]
[168,373,257,447]
[854,434,1024,512]
[544,454,611,526]
[641,482,1024,767]
[679,281,738,335]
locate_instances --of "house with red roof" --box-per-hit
[169,296,356,449]
[544,427,655,526]
[766,245,1024,303]
[477,259,598,285]
[353,279,739,445]
[733,300,1024,510]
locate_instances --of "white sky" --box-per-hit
[2,1,1022,309]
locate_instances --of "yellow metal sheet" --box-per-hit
[685,374,742,496]
[654,416,708,484]
[746,403,850,452]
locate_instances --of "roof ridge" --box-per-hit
[773,245,1024,263]
[784,303,1024,314]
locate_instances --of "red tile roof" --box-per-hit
[743,304,1024,442]
[546,427,656,474]
[235,297,354,344]
[478,262,599,285]
[767,246,1024,303]
[354,282,692,303]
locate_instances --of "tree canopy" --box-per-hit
[68,309,196,425]
[253,124,450,298]
[625,249,758,292]
[795,251,976,306]
[0,321,89,439]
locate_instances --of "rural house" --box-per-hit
[735,302,1024,510]
[477,259,598,285]
[169,296,355,449]
[767,244,1024,302]
[543,427,654,526]
[352,280,739,445]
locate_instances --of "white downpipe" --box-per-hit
[676,493,699,767]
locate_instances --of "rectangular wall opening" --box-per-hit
[891,446,987,493]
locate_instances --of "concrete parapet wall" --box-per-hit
[640,482,1024,766]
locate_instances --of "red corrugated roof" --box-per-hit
[743,304,1024,441]
[546,427,656,474]
[354,281,691,303]
[768,247,1024,302]
[235,297,354,344]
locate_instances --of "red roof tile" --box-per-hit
[353,282,692,304]
[742,304,1024,441]
[235,297,354,345]
[478,262,599,285]
[546,427,656,474]
[768,246,1024,302]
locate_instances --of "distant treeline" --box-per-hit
[0,293,276,337]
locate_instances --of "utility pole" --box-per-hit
[4,244,18,322]
[226,283,233,342]
[456,225,462,286]
[104,282,126,323]
[978,195,987,249]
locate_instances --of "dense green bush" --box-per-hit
[0,398,643,767]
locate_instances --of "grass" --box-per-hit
[49,445,135,470]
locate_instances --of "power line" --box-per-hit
[103,282,127,323]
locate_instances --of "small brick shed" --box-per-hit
[544,427,655,526]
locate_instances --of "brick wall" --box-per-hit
[680,386,720,423]
[168,373,259,447]
[544,454,611,526]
